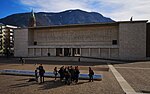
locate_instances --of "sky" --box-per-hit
[0,0,150,21]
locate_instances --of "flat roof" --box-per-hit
[28,22,118,29]
[117,20,148,23]
[26,20,148,29]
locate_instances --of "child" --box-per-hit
[89,67,94,82]
[35,68,39,82]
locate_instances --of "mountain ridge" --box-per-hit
[0,9,115,27]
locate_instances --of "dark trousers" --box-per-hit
[71,75,75,82]
[65,76,71,85]
[89,75,93,82]
[60,74,64,81]
[40,75,44,83]
[75,75,79,83]
[35,75,38,82]
[54,74,58,80]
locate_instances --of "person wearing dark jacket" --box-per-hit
[38,64,45,83]
[74,66,80,83]
[64,67,71,85]
[69,66,75,82]
[53,67,58,81]
[58,66,64,81]
[89,67,94,82]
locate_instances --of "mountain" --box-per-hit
[0,9,115,27]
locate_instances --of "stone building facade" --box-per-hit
[14,20,148,60]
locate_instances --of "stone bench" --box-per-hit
[0,69,103,81]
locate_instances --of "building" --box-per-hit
[0,23,18,55]
[146,23,150,57]
[14,20,149,60]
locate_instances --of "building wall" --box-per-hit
[28,48,34,56]
[33,26,118,47]
[81,48,89,56]
[90,48,99,57]
[26,25,119,58]
[146,23,150,57]
[110,48,119,58]
[119,22,146,59]
[14,21,147,60]
[14,29,28,57]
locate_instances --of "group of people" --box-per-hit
[35,64,94,84]
[54,66,80,85]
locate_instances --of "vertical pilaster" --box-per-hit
[89,48,91,57]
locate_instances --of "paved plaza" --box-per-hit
[0,58,150,94]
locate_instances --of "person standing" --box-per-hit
[69,66,75,83]
[53,67,58,81]
[58,66,64,82]
[19,57,25,65]
[39,64,45,83]
[74,66,80,83]
[89,67,94,82]
[35,68,39,82]
[64,66,71,85]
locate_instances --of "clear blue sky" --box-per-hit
[0,0,150,21]
[0,0,30,18]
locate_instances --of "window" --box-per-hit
[112,40,117,45]
[56,48,63,56]
[73,48,80,56]
[34,41,37,45]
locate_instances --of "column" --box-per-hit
[62,48,64,56]
[99,48,101,57]
[89,48,91,57]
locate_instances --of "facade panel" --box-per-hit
[81,48,89,57]
[90,48,99,57]
[41,48,48,56]
[110,48,119,58]
[119,22,146,59]
[14,29,28,57]
[101,48,109,58]
[48,48,56,56]
[35,48,41,56]
[28,48,34,56]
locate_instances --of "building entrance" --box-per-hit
[56,48,62,56]
[64,48,71,56]
[72,48,80,56]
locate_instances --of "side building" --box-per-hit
[0,23,18,55]
[14,20,148,60]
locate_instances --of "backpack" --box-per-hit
[90,70,94,75]
[42,69,45,74]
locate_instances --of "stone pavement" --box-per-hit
[108,63,150,94]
